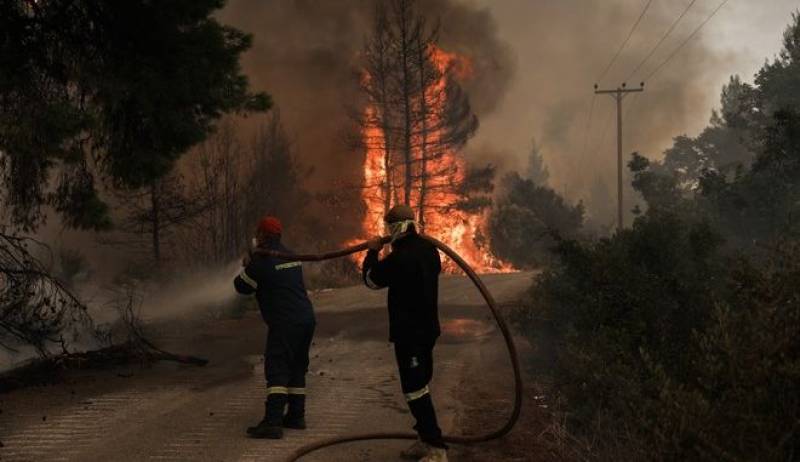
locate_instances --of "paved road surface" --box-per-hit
[0,271,534,462]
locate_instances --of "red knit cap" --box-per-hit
[257,216,282,237]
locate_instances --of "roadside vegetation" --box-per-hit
[489,140,585,269]
[516,14,800,461]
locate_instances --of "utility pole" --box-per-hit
[594,82,644,231]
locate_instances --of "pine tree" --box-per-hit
[0,0,269,231]
[525,138,550,186]
[358,0,478,228]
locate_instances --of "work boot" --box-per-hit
[247,396,286,439]
[246,401,269,435]
[400,439,430,459]
[248,421,283,439]
[283,394,306,429]
[418,446,448,462]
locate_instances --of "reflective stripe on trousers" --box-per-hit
[404,384,430,402]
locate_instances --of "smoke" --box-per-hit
[27,0,787,283]
[135,261,244,321]
[462,0,795,222]
[217,0,367,192]
[217,0,515,219]
[218,0,788,227]
[2,0,517,367]
[8,0,791,367]
[0,261,244,371]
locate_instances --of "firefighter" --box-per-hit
[362,205,448,462]
[234,216,316,440]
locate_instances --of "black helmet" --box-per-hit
[384,204,415,223]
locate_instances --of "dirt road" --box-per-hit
[0,272,534,462]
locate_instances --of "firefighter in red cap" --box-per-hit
[362,205,448,462]
[234,216,316,439]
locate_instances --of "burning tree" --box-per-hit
[357,0,506,271]
[360,0,479,216]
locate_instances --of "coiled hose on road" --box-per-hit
[254,234,523,462]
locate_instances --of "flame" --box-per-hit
[353,46,514,274]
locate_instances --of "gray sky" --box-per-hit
[467,0,799,199]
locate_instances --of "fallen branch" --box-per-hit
[0,341,208,393]
[138,337,209,366]
[0,231,208,392]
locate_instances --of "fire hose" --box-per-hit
[254,234,522,462]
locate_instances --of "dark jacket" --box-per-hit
[362,233,442,344]
[234,240,315,326]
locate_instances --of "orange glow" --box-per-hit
[441,318,494,341]
[353,46,514,274]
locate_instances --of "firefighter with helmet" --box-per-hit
[234,216,316,439]
[362,204,448,462]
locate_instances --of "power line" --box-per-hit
[643,0,732,82]
[625,0,699,82]
[597,0,655,83]
[624,0,731,134]
[586,0,654,161]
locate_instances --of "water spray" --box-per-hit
[253,234,523,462]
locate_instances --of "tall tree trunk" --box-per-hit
[399,0,413,206]
[224,157,237,260]
[383,138,392,214]
[417,42,429,228]
[150,182,161,264]
[379,59,394,217]
[203,159,219,264]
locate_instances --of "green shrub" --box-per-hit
[519,15,800,460]
[489,172,584,268]
[518,215,800,461]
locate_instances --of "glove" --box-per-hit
[367,236,384,251]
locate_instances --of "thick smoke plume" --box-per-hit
[218,0,778,228]
[464,0,764,222]
[217,0,515,235]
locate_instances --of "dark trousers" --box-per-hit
[394,341,446,448]
[264,322,315,424]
